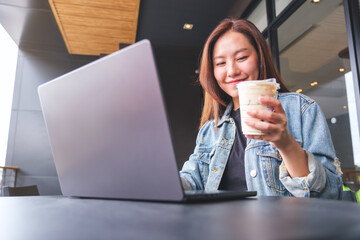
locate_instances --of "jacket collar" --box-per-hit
[217,102,233,127]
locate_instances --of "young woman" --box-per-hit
[179,18,343,198]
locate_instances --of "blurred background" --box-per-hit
[0,0,359,195]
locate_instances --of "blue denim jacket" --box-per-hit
[180,92,343,199]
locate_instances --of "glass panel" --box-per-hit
[275,0,292,16]
[247,0,267,32]
[0,24,18,166]
[278,0,360,184]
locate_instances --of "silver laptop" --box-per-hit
[38,40,256,202]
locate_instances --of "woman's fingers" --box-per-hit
[244,96,290,148]
[245,96,285,123]
[245,118,272,132]
[246,108,281,123]
[259,96,285,114]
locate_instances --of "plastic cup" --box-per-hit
[236,79,278,135]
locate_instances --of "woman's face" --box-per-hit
[212,30,259,109]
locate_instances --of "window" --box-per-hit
[247,0,267,32]
[0,24,18,166]
[275,0,292,16]
[278,0,360,171]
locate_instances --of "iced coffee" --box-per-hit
[236,79,278,135]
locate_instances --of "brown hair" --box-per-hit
[199,18,289,128]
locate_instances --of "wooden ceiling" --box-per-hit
[48,0,140,56]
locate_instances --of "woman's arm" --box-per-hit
[179,121,215,190]
[245,96,309,178]
[245,95,342,198]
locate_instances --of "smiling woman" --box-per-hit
[0,24,18,166]
[179,18,343,199]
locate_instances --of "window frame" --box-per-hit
[242,0,360,167]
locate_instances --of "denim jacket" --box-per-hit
[180,92,343,199]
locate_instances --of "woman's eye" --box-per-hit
[215,62,225,66]
[237,56,248,61]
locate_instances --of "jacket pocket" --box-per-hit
[257,146,286,193]
[196,148,213,187]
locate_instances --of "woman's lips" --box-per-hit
[227,79,246,85]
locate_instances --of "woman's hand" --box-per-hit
[244,96,292,151]
[244,96,310,178]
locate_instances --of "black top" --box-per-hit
[218,108,247,191]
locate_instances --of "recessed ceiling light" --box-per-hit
[344,106,347,109]
[339,68,345,72]
[296,89,303,93]
[183,23,193,30]
[312,0,320,3]
[310,82,318,87]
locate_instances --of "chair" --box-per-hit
[2,185,40,196]
[0,166,19,188]
[342,184,360,203]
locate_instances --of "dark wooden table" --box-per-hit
[0,195,359,240]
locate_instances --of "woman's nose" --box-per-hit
[227,62,240,77]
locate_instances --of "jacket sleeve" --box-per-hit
[279,101,343,199]
[179,122,213,190]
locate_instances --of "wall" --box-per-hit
[153,45,201,168]
[5,48,98,195]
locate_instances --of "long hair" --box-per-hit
[199,18,289,128]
